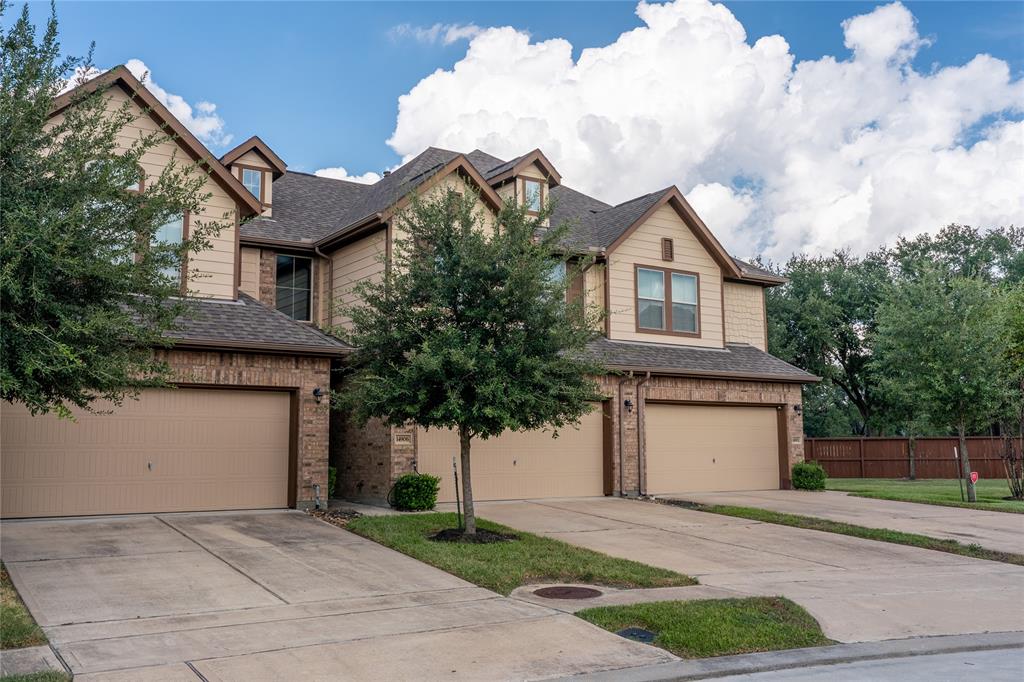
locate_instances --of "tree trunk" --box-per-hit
[959,424,976,503]
[459,425,476,535]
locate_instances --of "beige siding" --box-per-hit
[239,246,260,297]
[57,88,241,299]
[584,263,606,332]
[330,229,386,331]
[234,150,271,169]
[723,282,767,350]
[317,254,331,326]
[232,151,272,215]
[607,204,724,348]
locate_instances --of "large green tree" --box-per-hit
[1,4,226,417]
[335,189,604,534]
[873,269,1012,502]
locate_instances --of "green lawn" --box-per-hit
[827,478,1024,513]
[347,513,695,595]
[1,564,47,650]
[578,597,832,659]
[0,673,70,682]
[674,502,1024,566]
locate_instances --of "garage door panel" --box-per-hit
[1,388,290,518]
[646,404,779,494]
[418,407,605,502]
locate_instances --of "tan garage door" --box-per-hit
[417,407,605,502]
[1,388,291,518]
[646,404,780,494]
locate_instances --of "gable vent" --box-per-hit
[661,238,674,262]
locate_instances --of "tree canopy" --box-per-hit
[1,4,228,417]
[335,188,604,533]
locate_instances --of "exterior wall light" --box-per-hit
[793,404,802,415]
[624,399,634,414]
[312,387,325,404]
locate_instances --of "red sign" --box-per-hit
[970,471,979,484]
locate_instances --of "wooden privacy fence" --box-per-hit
[804,437,1019,479]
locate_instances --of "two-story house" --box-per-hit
[1,65,817,519]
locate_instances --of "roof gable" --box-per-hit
[220,135,287,178]
[51,66,263,218]
[485,148,562,187]
[605,187,742,278]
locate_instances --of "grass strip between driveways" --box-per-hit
[578,597,832,659]
[669,502,1024,566]
[1,563,47,650]
[0,673,70,682]
[346,512,695,595]
[826,478,1024,514]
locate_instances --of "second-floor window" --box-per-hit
[242,168,262,200]
[276,254,311,321]
[524,179,542,213]
[153,215,184,283]
[636,266,700,335]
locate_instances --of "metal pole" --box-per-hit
[452,455,462,530]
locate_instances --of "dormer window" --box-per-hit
[523,179,543,213]
[242,168,263,200]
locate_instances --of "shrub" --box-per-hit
[328,466,337,498]
[792,461,827,490]
[390,473,441,511]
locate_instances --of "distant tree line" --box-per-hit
[765,225,1023,442]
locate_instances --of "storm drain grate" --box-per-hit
[532,586,603,600]
[616,627,656,643]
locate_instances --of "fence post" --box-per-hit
[859,438,865,478]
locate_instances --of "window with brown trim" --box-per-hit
[523,178,543,213]
[635,265,700,336]
[661,237,674,261]
[242,168,263,200]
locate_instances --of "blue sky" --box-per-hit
[33,1,1024,176]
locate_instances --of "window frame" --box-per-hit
[521,177,544,215]
[274,253,313,322]
[633,264,701,338]
[239,166,265,203]
[146,212,189,293]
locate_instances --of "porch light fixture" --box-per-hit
[624,399,634,414]
[312,387,325,404]
[793,404,802,415]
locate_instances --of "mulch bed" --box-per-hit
[308,508,362,529]
[430,527,519,544]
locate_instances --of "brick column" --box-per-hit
[259,249,276,307]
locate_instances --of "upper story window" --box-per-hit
[153,215,184,283]
[636,266,700,336]
[523,179,543,213]
[276,254,311,321]
[242,168,263,200]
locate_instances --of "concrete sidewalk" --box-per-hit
[670,490,1024,555]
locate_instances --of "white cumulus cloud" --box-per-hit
[124,59,232,148]
[314,167,382,184]
[386,0,1024,258]
[389,22,483,46]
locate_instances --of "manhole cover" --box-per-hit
[617,627,656,643]
[533,586,603,599]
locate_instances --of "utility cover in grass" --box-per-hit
[577,597,832,659]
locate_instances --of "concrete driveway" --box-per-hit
[473,497,1024,643]
[674,490,1024,555]
[1,510,670,681]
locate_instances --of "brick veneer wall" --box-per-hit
[332,372,806,504]
[258,249,276,307]
[156,348,331,509]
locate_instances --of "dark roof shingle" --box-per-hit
[166,293,349,356]
[242,171,369,243]
[584,337,818,382]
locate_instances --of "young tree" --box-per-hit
[873,269,1013,502]
[335,189,604,534]
[1,4,226,417]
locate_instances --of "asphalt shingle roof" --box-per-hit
[584,337,818,382]
[166,293,349,355]
[242,171,369,243]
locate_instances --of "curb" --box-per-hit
[557,631,1024,681]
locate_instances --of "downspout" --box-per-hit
[616,372,633,497]
[636,371,651,497]
[314,246,332,326]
